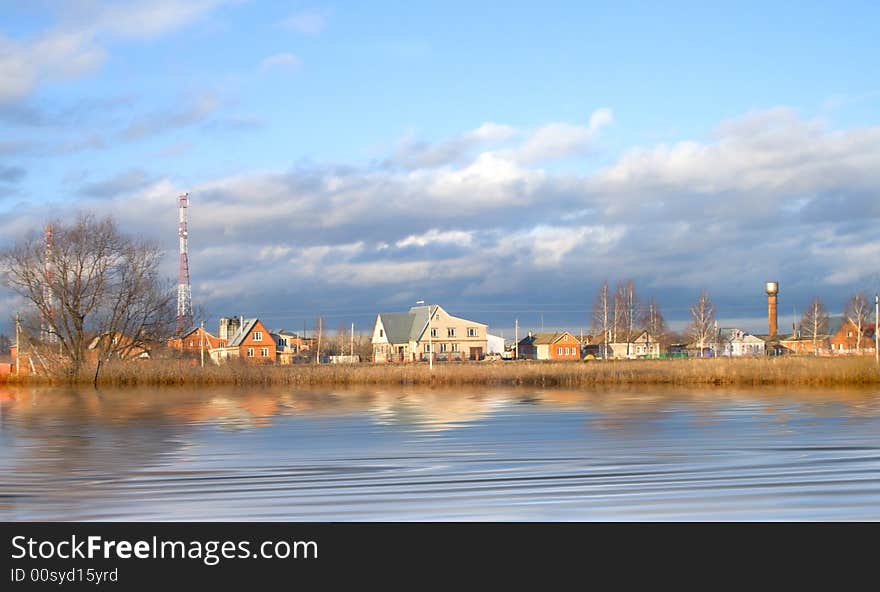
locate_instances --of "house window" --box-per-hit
[847,331,853,337]
[189,340,194,347]
[247,347,254,357]
[451,343,459,352]
[379,329,384,337]
[558,347,563,355]
[467,327,478,337]
[447,328,456,337]
[431,328,438,338]
[261,348,269,357]
[424,344,431,353]
[253,331,263,342]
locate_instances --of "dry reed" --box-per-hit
[4,357,880,387]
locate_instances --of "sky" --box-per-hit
[1,0,879,337]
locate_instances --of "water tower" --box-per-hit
[765,281,779,336]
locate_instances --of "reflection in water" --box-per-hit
[1,385,880,520]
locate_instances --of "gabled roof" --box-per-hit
[518,331,578,345]
[608,330,655,343]
[377,312,417,345]
[408,305,434,342]
[826,315,845,336]
[227,318,259,347]
[175,326,201,339]
[719,328,764,342]
[376,304,483,345]
[176,325,217,340]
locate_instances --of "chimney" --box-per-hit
[765,281,779,336]
[219,317,229,341]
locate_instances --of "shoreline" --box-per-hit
[3,357,879,388]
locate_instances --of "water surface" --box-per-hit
[2,385,879,520]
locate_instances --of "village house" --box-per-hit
[719,328,766,357]
[86,332,152,362]
[778,335,829,355]
[487,334,506,357]
[168,326,226,355]
[777,316,849,356]
[517,331,581,361]
[273,330,315,364]
[371,304,488,363]
[209,318,277,364]
[608,330,662,359]
[829,318,877,355]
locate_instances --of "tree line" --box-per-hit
[590,280,876,355]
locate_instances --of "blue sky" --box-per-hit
[2,1,880,336]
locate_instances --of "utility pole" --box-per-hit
[15,313,20,376]
[515,318,519,360]
[200,320,205,368]
[350,323,354,357]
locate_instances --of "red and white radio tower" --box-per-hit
[42,224,55,342]
[176,193,193,334]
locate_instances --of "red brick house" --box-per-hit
[829,318,876,355]
[209,318,276,364]
[517,331,581,361]
[168,326,226,354]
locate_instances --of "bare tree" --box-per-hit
[688,290,715,356]
[591,281,611,359]
[799,297,829,356]
[640,297,667,356]
[314,314,324,363]
[844,290,871,352]
[613,280,640,356]
[0,214,175,380]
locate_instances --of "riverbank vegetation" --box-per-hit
[4,357,879,388]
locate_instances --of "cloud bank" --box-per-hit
[2,106,878,333]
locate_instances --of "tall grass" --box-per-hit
[5,357,880,387]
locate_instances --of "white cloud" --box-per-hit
[527,224,624,268]
[591,107,880,223]
[0,1,229,103]
[281,11,328,35]
[388,109,612,169]
[259,53,303,73]
[396,229,474,248]
[512,108,613,163]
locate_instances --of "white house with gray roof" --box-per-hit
[372,304,488,363]
[719,328,765,357]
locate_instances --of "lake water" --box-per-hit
[2,385,880,521]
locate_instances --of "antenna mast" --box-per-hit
[42,224,55,342]
[176,193,193,334]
